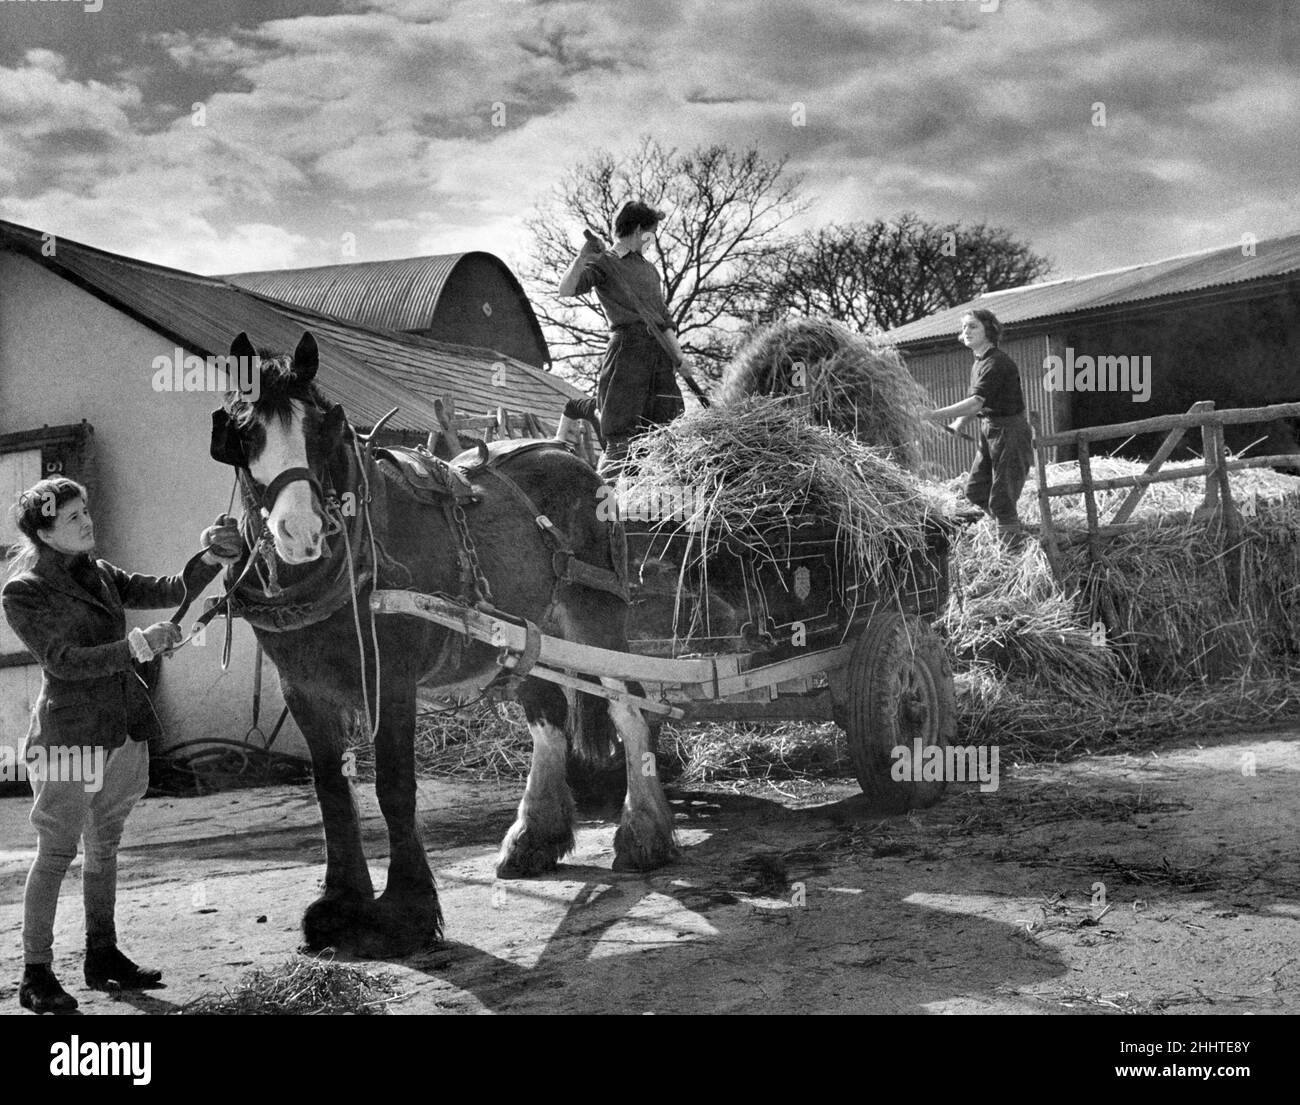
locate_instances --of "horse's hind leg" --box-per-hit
[496,678,576,878]
[601,679,678,871]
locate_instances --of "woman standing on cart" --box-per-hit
[558,200,696,478]
[2,476,241,1013]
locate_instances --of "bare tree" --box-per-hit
[750,213,1054,333]
[518,137,807,388]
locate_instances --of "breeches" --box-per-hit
[23,739,149,963]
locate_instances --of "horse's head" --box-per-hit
[210,331,348,565]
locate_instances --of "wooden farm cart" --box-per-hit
[371,514,958,810]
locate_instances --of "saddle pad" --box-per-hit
[376,445,479,506]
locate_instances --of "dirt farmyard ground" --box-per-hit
[1,721,1297,1015]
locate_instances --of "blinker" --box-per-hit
[210,408,250,468]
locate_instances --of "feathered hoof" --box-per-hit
[612,810,679,872]
[302,890,443,960]
[358,892,444,958]
[301,891,374,954]
[495,817,575,879]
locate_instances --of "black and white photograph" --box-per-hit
[0,0,1296,1050]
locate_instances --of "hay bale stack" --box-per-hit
[1031,461,1300,682]
[1019,457,1300,528]
[943,458,1300,692]
[718,317,928,472]
[624,398,945,587]
[939,524,1121,701]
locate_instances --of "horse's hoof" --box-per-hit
[495,818,574,879]
[612,811,679,872]
[303,892,442,959]
[361,893,444,958]
[301,892,373,954]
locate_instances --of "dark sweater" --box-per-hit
[573,249,674,330]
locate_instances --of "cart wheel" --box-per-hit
[840,612,955,810]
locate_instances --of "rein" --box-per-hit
[169,473,270,656]
[210,413,390,740]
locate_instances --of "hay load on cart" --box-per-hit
[615,397,958,807]
[708,317,1300,753]
[715,316,930,472]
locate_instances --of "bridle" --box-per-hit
[259,465,327,523]
[188,397,393,739]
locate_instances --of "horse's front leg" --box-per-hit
[496,678,576,877]
[602,679,678,872]
[286,686,376,952]
[370,678,443,953]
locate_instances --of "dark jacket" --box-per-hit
[1,548,220,751]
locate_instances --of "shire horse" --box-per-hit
[209,331,676,956]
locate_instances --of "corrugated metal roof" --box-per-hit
[227,254,497,331]
[885,230,1300,347]
[0,220,580,431]
[260,299,584,418]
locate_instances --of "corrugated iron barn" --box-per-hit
[0,219,580,766]
[226,254,550,368]
[886,232,1300,477]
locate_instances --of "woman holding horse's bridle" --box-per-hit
[1,477,241,1014]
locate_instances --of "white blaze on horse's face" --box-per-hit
[249,398,326,564]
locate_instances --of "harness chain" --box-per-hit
[452,498,495,604]
[210,424,630,739]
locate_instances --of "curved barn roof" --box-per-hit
[225,253,549,364]
[0,220,580,433]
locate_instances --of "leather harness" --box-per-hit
[226,430,629,651]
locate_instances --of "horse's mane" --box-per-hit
[224,352,328,427]
[222,350,332,465]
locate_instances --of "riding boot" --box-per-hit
[19,963,78,1014]
[85,943,163,991]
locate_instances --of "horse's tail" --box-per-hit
[564,680,628,807]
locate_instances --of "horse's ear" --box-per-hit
[292,332,319,384]
[231,332,256,360]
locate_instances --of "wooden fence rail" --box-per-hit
[1028,400,1300,619]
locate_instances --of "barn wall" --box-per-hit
[902,333,1056,479]
[0,252,305,760]
[415,255,547,366]
[1060,285,1300,460]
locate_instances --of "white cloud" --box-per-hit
[0,0,1295,282]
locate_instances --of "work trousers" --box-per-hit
[23,738,149,964]
[964,412,1034,530]
[596,325,684,479]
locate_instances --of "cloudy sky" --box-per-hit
[1,0,1296,285]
